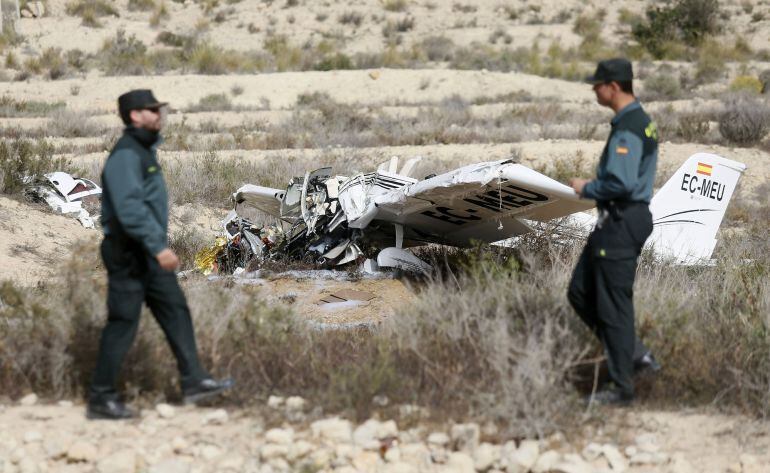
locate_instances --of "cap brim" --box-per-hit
[143,101,168,109]
[584,75,603,84]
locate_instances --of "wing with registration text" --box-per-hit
[358,160,595,246]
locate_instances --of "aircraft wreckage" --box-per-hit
[196,153,745,275]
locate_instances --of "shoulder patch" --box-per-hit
[644,121,658,141]
[147,165,158,173]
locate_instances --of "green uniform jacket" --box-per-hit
[100,126,169,256]
[582,101,658,204]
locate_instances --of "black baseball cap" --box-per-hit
[585,58,634,84]
[118,89,168,125]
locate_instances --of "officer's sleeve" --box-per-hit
[103,149,167,255]
[582,130,643,201]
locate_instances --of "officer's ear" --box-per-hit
[128,109,143,126]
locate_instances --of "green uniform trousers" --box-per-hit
[567,202,653,397]
[89,235,207,403]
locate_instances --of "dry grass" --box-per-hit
[1,207,767,432]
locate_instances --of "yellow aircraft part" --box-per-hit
[194,237,227,275]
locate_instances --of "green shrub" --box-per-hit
[128,0,156,11]
[65,0,119,27]
[632,0,721,58]
[0,138,71,194]
[314,53,354,71]
[641,71,682,101]
[730,75,763,94]
[383,0,407,12]
[187,93,233,112]
[0,96,65,117]
[99,29,150,75]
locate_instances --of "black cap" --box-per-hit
[585,58,633,84]
[118,89,167,123]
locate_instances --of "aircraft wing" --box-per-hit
[346,160,595,246]
[232,184,286,218]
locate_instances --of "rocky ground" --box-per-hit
[2,393,769,473]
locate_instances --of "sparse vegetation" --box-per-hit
[0,96,65,117]
[0,138,71,195]
[641,71,682,101]
[632,0,722,59]
[383,0,407,12]
[65,0,119,27]
[718,93,770,146]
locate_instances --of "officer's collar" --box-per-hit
[611,100,641,125]
[125,125,161,149]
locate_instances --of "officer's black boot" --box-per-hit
[633,350,661,375]
[585,385,634,407]
[87,399,138,420]
[182,378,235,405]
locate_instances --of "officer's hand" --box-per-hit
[156,248,180,271]
[569,178,590,195]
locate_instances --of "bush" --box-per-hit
[641,71,682,101]
[0,138,71,195]
[730,75,763,94]
[419,36,455,62]
[99,30,150,75]
[65,0,119,27]
[186,93,233,112]
[718,94,770,146]
[0,96,65,117]
[633,0,721,58]
[676,111,711,142]
[383,0,407,12]
[128,0,156,11]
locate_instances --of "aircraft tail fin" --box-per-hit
[648,152,746,264]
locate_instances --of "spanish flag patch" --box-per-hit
[616,146,629,155]
[696,162,712,176]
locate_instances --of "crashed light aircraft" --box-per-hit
[208,153,745,274]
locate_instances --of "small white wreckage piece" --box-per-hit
[24,172,102,228]
[207,152,745,275]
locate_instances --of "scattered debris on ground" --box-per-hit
[24,172,101,229]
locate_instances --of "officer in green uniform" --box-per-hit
[568,59,660,406]
[88,90,233,419]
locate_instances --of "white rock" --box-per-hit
[667,452,694,473]
[10,447,26,464]
[287,440,313,460]
[506,440,539,473]
[552,453,593,473]
[400,443,431,467]
[740,454,763,473]
[532,450,561,473]
[200,444,222,461]
[66,441,98,463]
[57,400,73,408]
[171,436,189,454]
[265,428,294,445]
[431,447,449,464]
[311,417,353,443]
[352,451,380,471]
[96,450,137,473]
[17,458,37,473]
[19,394,38,406]
[334,443,357,464]
[267,396,285,408]
[629,452,654,465]
[582,442,603,462]
[353,419,381,449]
[148,458,190,473]
[156,403,175,419]
[381,461,417,473]
[474,442,501,471]
[447,452,475,472]
[261,444,289,460]
[384,446,400,463]
[372,394,389,406]
[450,423,480,452]
[624,446,638,457]
[427,432,450,447]
[202,409,228,425]
[23,431,42,444]
[219,455,245,471]
[378,420,399,439]
[43,439,65,460]
[285,396,305,411]
[601,444,627,472]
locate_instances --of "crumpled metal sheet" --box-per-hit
[24,172,102,229]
